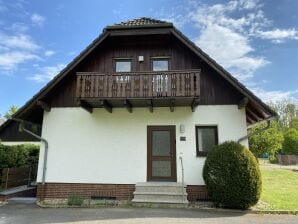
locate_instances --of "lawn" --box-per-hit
[259,168,298,211]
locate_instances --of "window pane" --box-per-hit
[152,161,171,177]
[152,130,171,156]
[116,61,131,72]
[197,127,217,152]
[153,60,168,71]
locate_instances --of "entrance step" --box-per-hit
[132,182,188,204]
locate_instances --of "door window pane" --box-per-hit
[152,60,169,71]
[115,60,131,72]
[196,126,218,156]
[152,161,171,177]
[152,130,171,156]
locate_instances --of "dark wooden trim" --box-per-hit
[170,99,175,112]
[191,98,200,112]
[99,100,113,113]
[78,100,93,113]
[246,107,261,122]
[238,97,249,109]
[195,126,218,157]
[36,100,51,112]
[147,125,177,182]
[123,100,132,113]
[147,99,153,113]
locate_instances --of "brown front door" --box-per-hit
[147,126,177,181]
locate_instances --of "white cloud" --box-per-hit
[0,33,40,71]
[0,51,39,71]
[189,0,270,81]
[44,50,55,57]
[28,64,65,83]
[0,33,39,50]
[31,13,45,27]
[251,87,298,103]
[256,28,298,43]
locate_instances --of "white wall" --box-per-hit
[37,106,248,185]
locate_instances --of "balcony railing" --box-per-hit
[76,70,200,99]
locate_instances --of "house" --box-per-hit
[0,18,276,203]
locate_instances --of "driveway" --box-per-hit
[0,203,297,224]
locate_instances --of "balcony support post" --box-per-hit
[170,99,175,112]
[191,98,200,112]
[123,100,133,113]
[147,99,153,113]
[99,100,112,113]
[78,100,93,113]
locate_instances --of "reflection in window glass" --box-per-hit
[152,60,169,71]
[116,60,131,72]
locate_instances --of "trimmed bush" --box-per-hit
[0,144,39,168]
[282,129,298,155]
[67,195,84,206]
[203,141,262,209]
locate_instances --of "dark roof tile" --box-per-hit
[114,17,168,26]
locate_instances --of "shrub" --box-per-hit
[67,195,84,206]
[0,144,39,168]
[282,129,298,155]
[203,141,262,209]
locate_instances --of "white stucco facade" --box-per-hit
[37,105,248,185]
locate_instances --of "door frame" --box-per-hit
[147,125,177,182]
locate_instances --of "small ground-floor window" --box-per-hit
[196,126,218,157]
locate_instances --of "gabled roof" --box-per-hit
[0,17,277,135]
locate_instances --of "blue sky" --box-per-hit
[0,0,298,115]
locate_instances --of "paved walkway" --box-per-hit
[0,203,297,224]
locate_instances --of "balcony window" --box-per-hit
[115,60,131,72]
[152,59,169,71]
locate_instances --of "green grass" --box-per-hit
[260,169,298,211]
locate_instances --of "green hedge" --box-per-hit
[282,129,298,155]
[203,141,262,209]
[0,144,39,169]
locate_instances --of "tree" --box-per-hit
[282,129,298,155]
[268,100,297,132]
[248,121,283,160]
[290,117,298,130]
[4,105,18,119]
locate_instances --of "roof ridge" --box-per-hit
[113,17,170,27]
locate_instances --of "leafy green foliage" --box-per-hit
[203,141,262,209]
[290,117,298,130]
[67,195,84,206]
[4,105,18,119]
[282,129,298,155]
[248,121,283,160]
[0,144,39,168]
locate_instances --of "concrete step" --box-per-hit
[132,182,189,204]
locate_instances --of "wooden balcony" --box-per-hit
[76,70,200,113]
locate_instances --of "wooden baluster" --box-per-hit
[76,75,82,98]
[139,74,143,98]
[148,74,153,97]
[167,73,171,97]
[190,72,195,97]
[197,71,201,96]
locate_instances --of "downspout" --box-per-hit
[11,118,48,201]
[237,117,276,143]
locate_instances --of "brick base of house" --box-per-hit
[37,183,209,202]
[186,185,209,201]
